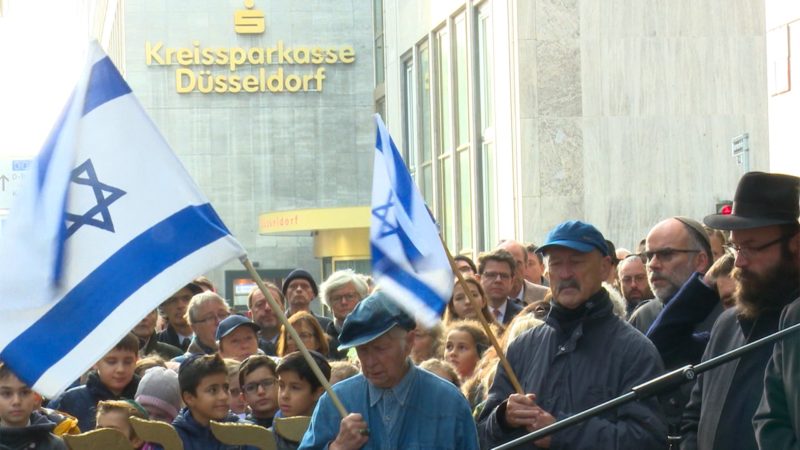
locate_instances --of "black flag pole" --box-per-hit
[491,320,800,450]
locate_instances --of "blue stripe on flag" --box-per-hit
[371,244,446,315]
[83,57,132,116]
[376,125,414,215]
[0,203,231,384]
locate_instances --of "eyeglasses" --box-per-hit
[297,332,315,340]
[643,248,700,263]
[194,311,231,324]
[243,378,276,394]
[330,292,360,304]
[482,271,512,281]
[726,235,793,259]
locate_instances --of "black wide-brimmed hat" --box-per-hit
[704,172,800,230]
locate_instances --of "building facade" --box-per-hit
[124,0,375,306]
[766,1,800,176]
[381,0,771,254]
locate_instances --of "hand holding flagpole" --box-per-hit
[240,257,348,419]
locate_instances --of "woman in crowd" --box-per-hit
[443,278,500,328]
[276,311,330,357]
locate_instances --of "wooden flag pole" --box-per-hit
[241,257,348,419]
[439,238,525,395]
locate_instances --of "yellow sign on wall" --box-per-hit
[258,206,370,234]
[145,0,356,94]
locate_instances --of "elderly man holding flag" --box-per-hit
[298,116,478,450]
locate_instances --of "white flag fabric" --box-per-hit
[370,114,453,327]
[0,42,245,397]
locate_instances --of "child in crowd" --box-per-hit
[173,354,258,450]
[224,359,248,419]
[238,355,278,428]
[95,399,150,449]
[418,358,460,386]
[328,361,359,385]
[135,366,182,423]
[274,351,331,450]
[134,355,166,377]
[0,361,67,450]
[48,332,140,430]
[443,321,489,384]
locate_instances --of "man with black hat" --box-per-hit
[478,220,666,449]
[298,291,479,450]
[282,268,332,331]
[681,172,800,450]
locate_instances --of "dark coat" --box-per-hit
[503,299,523,325]
[680,287,799,450]
[47,371,139,431]
[141,331,183,360]
[754,297,800,449]
[478,289,667,449]
[644,273,723,432]
[172,408,260,450]
[157,324,191,351]
[323,321,347,360]
[0,411,67,450]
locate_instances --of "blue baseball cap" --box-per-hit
[337,291,416,350]
[537,220,609,256]
[216,315,260,341]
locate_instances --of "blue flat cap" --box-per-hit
[537,220,609,256]
[216,315,260,341]
[337,291,416,350]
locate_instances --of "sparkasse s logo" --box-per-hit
[234,0,265,34]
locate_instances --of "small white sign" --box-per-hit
[0,159,32,211]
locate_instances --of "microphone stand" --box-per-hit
[492,321,800,450]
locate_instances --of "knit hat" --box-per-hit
[282,269,319,297]
[134,367,181,421]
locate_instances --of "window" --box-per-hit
[398,3,498,254]
[436,27,455,250]
[402,58,417,178]
[477,5,496,248]
[454,13,472,251]
[418,42,434,207]
[373,0,385,86]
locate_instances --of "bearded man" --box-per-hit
[680,172,800,450]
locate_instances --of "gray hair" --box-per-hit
[186,292,229,324]
[319,269,369,309]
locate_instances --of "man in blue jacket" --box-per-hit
[299,291,479,450]
[478,220,667,449]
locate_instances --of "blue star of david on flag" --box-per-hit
[372,192,399,239]
[64,159,126,238]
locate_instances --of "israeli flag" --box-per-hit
[370,115,453,327]
[0,42,245,397]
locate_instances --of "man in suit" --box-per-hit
[478,249,523,325]
[498,240,549,305]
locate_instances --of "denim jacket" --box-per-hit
[298,364,479,450]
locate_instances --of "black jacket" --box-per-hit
[644,273,722,432]
[680,287,799,450]
[157,324,191,351]
[0,412,67,450]
[141,331,183,360]
[324,321,347,360]
[47,371,139,431]
[478,289,667,449]
[753,296,800,449]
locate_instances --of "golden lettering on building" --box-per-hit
[145,0,356,94]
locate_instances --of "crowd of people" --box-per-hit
[1,171,798,450]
